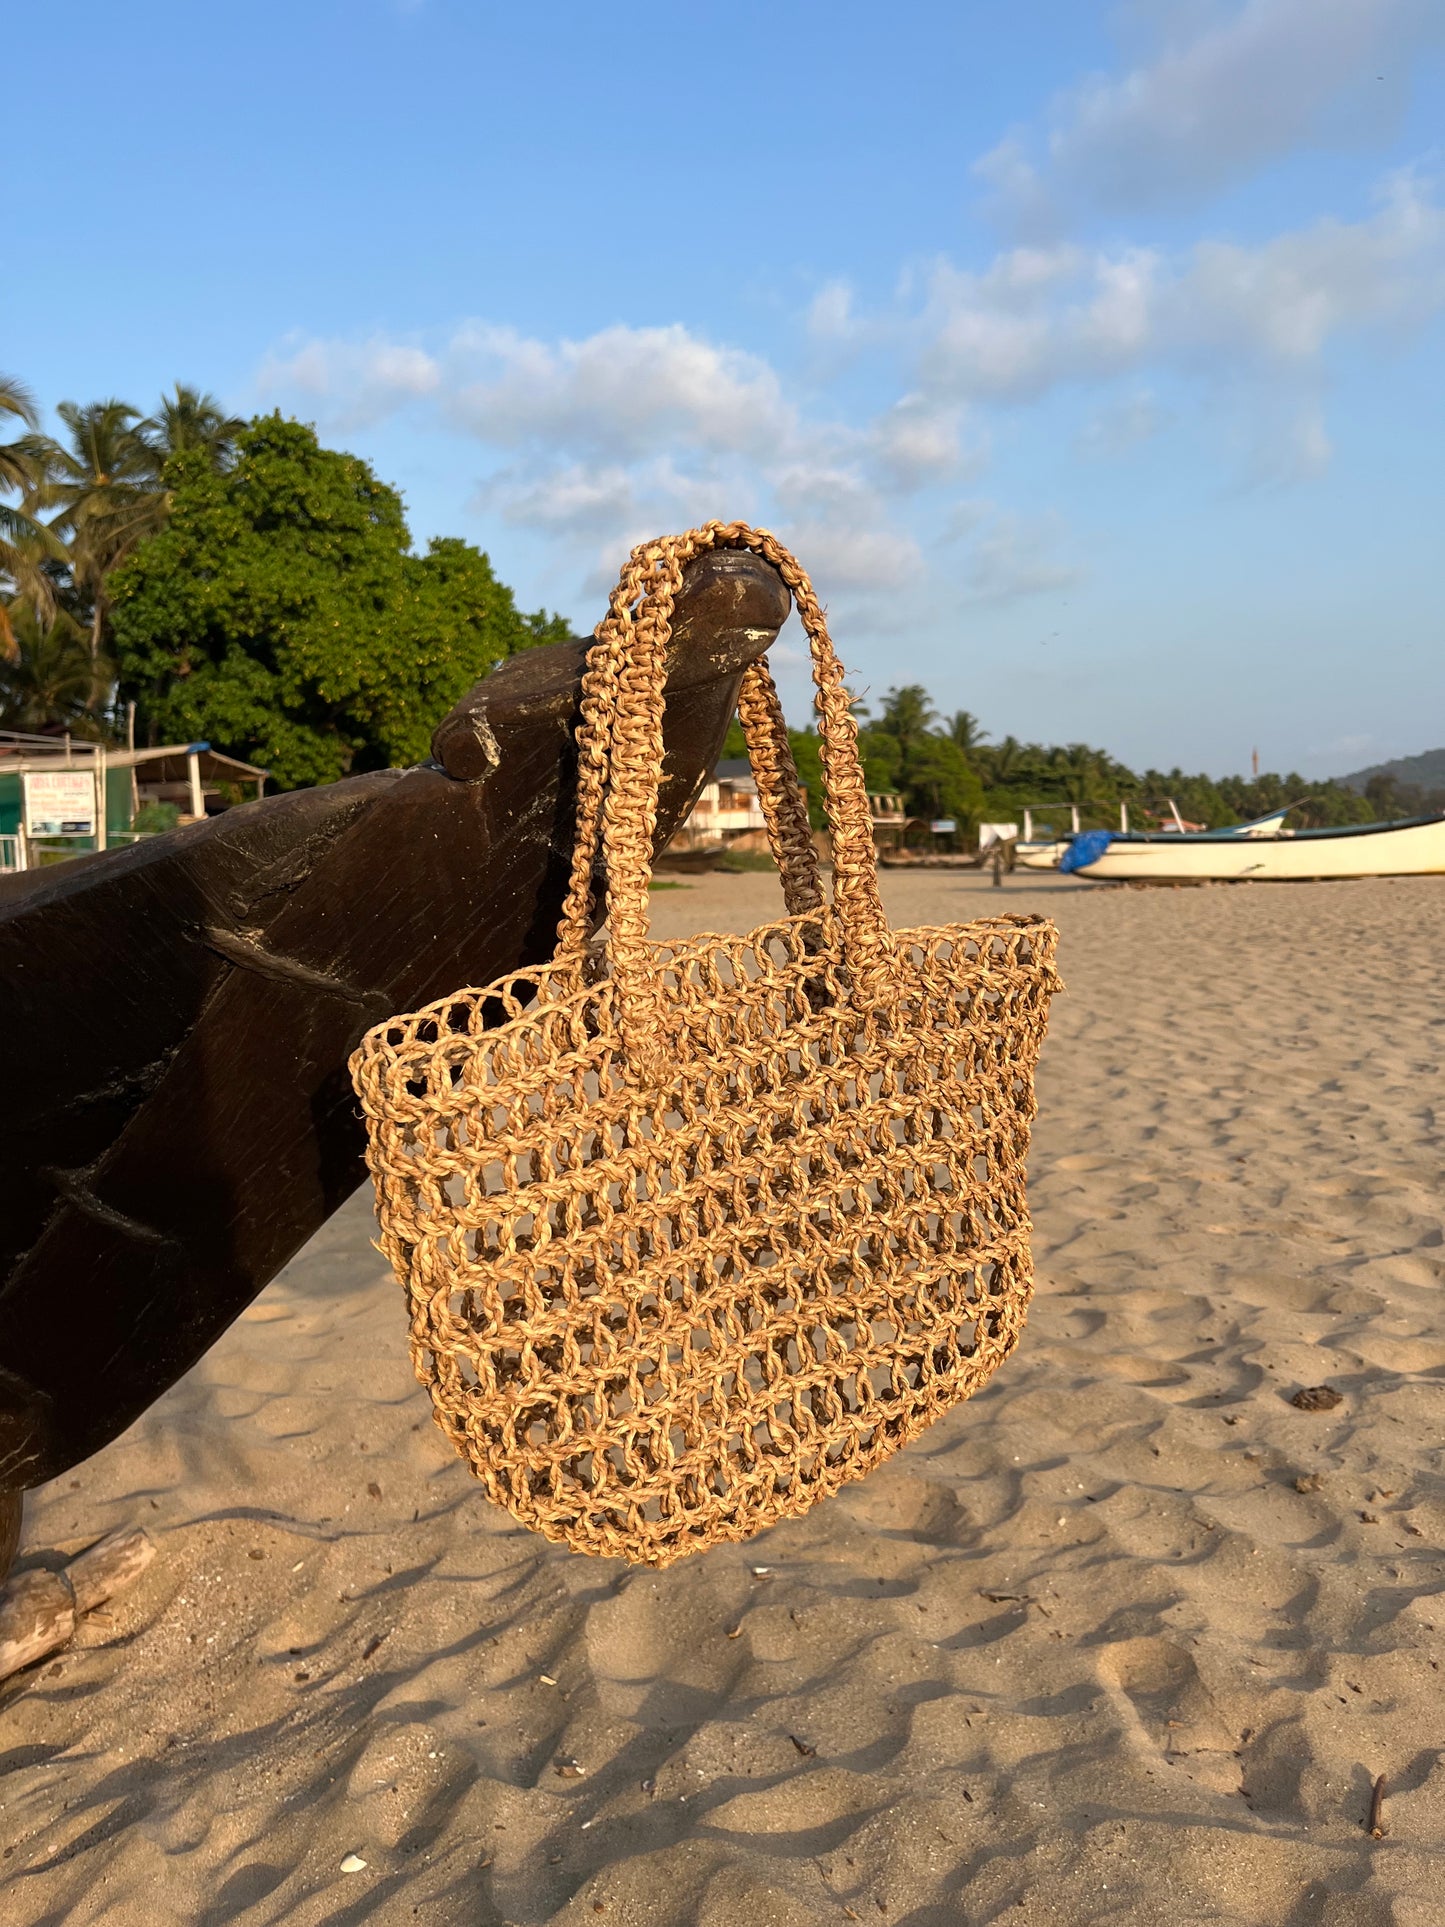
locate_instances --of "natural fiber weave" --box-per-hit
[351,524,1059,1566]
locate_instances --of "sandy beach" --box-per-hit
[5,868,1445,1926]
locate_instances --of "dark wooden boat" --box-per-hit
[0,550,791,1571]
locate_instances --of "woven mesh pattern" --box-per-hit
[351,524,1059,1566]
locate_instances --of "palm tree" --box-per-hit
[0,375,65,655]
[948,708,989,754]
[0,374,42,498]
[1047,742,1120,818]
[0,601,110,732]
[39,400,167,662]
[878,684,938,758]
[140,384,244,471]
[977,732,1024,787]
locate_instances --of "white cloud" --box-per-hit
[259,317,947,598]
[257,336,440,428]
[1310,730,1385,764]
[1180,169,1445,357]
[1225,389,1335,483]
[921,244,1159,399]
[446,322,793,461]
[776,519,923,594]
[941,502,1083,604]
[913,176,1445,479]
[251,160,1442,640]
[764,460,924,591]
[868,395,982,491]
[1077,388,1169,454]
[917,169,1445,462]
[476,460,646,539]
[806,280,858,343]
[977,0,1441,226]
[473,451,773,595]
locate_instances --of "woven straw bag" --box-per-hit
[350,524,1059,1567]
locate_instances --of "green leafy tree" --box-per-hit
[4,382,243,677]
[0,374,40,499]
[855,685,986,833]
[722,683,1383,844]
[856,723,901,796]
[110,415,567,787]
[903,732,985,824]
[785,725,826,827]
[976,732,1024,787]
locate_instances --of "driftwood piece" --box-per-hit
[0,1526,156,1681]
[0,551,790,1506]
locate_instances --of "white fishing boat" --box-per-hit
[1060,811,1445,883]
[1015,843,1067,870]
[1014,801,1095,871]
[1017,806,1293,872]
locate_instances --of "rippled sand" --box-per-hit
[7,871,1445,1925]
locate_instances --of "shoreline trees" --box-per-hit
[0,380,568,780]
[727,684,1384,841]
[110,416,569,787]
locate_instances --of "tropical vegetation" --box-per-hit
[0,378,567,784]
[727,681,1381,841]
[110,415,569,786]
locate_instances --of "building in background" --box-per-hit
[673,763,931,861]
[672,758,770,852]
[0,732,267,874]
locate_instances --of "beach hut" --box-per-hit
[0,731,267,873]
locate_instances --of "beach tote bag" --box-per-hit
[350,524,1060,1566]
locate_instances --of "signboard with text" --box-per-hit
[23,770,96,837]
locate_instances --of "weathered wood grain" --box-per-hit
[0,1525,156,1681]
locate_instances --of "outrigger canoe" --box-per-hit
[0,548,791,1577]
[1059,811,1445,882]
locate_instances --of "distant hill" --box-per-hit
[1338,748,1445,794]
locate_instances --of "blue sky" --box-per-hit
[8,0,1444,776]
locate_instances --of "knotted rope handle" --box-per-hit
[556,523,892,1078]
[555,526,836,951]
[558,655,823,948]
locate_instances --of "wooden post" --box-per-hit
[187,750,204,820]
[0,1526,156,1682]
[94,744,108,854]
[126,704,138,826]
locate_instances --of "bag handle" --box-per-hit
[556,548,825,957]
[556,653,824,959]
[734,655,826,917]
[556,524,892,1080]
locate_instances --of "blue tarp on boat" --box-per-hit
[1060,830,1114,873]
